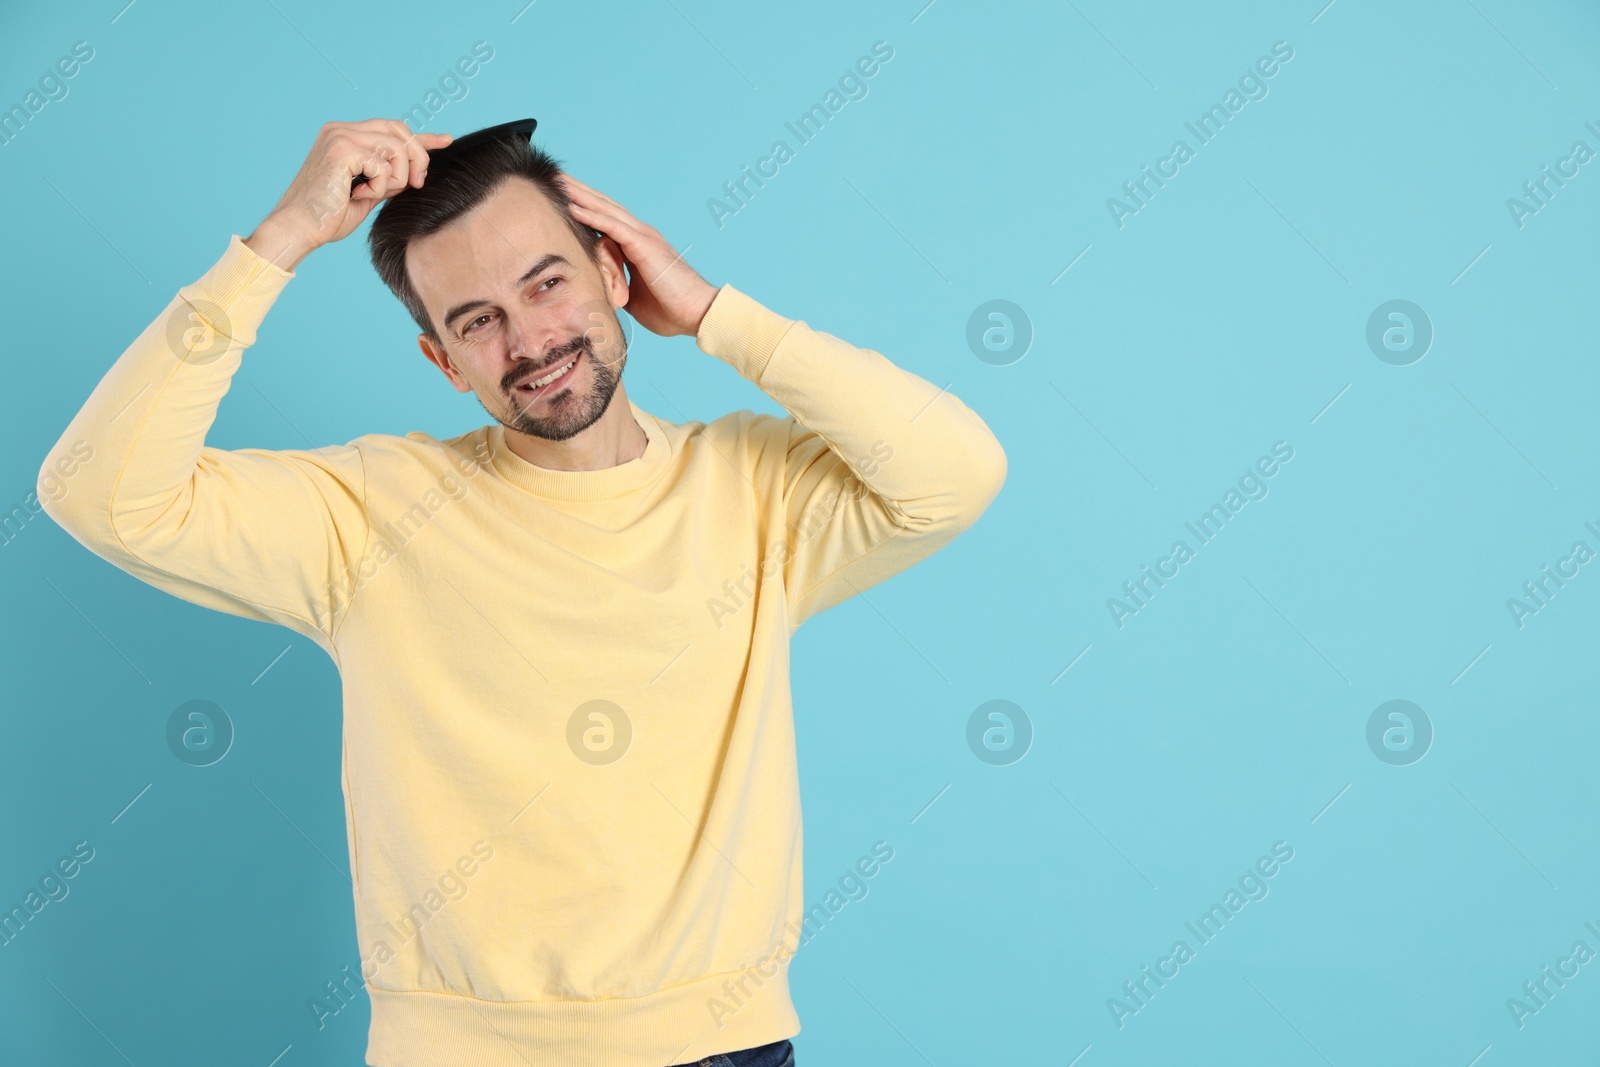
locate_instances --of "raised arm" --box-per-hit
[37,120,452,649]
[695,288,1006,627]
[554,172,1006,630]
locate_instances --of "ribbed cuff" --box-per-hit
[175,235,296,349]
[694,284,798,385]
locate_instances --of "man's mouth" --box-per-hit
[514,352,581,399]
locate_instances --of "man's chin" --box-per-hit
[501,387,613,443]
[490,345,624,443]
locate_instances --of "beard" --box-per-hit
[489,317,628,443]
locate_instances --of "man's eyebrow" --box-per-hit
[441,253,573,334]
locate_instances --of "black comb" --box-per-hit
[349,117,537,192]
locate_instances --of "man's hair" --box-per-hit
[368,136,602,341]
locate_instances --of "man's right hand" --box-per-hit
[244,119,453,271]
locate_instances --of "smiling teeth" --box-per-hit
[524,357,577,389]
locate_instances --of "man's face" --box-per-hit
[409,177,632,442]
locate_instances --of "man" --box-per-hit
[37,117,1006,1067]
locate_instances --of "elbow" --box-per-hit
[974,432,1007,511]
[35,456,68,527]
[893,431,1006,534]
[954,428,1007,524]
[34,439,100,535]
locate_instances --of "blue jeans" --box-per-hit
[669,1038,795,1067]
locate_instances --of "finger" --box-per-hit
[346,116,450,151]
[556,176,664,244]
[352,145,393,199]
[568,203,684,284]
[418,130,454,175]
[554,174,592,209]
[565,199,649,248]
[570,185,631,223]
[558,172,602,195]
[568,192,656,249]
[345,134,386,188]
[356,140,404,199]
[341,139,380,199]
[574,201,667,252]
[386,133,417,193]
[557,173,626,215]
[387,120,431,189]
[348,131,451,195]
[372,135,413,197]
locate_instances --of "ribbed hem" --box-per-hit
[175,235,296,348]
[365,965,800,1067]
[694,284,799,385]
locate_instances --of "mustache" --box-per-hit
[504,335,590,391]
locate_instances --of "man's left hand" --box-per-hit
[557,173,718,338]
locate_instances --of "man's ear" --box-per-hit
[594,234,630,312]
[419,334,473,393]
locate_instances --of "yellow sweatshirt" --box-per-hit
[37,234,1006,1067]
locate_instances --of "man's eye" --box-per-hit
[463,278,562,335]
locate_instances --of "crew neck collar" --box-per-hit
[487,400,671,502]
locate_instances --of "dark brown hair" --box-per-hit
[368,136,601,340]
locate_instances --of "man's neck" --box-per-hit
[502,386,649,472]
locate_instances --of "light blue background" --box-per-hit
[3,0,1598,1064]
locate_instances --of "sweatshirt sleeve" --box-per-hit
[695,284,1007,629]
[35,235,370,651]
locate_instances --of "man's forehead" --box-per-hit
[409,181,570,299]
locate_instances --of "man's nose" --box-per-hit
[503,308,566,365]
